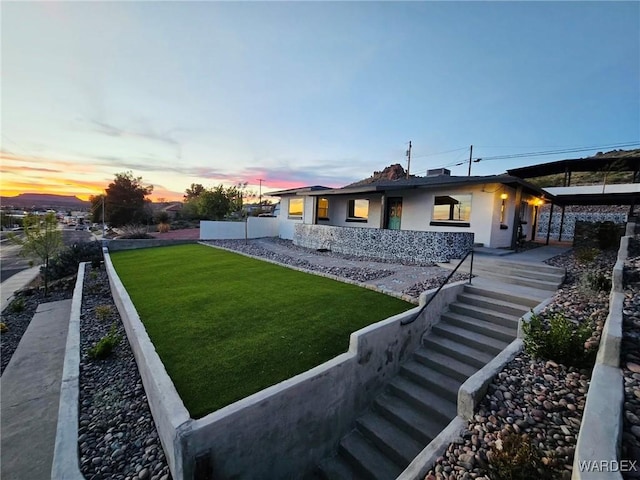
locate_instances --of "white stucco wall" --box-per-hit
[277,195,315,240]
[200,217,278,240]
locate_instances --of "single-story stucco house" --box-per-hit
[267,169,550,263]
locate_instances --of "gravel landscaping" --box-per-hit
[425,247,617,480]
[78,264,171,480]
[622,236,640,479]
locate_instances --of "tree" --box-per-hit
[9,213,63,296]
[104,171,153,227]
[184,183,206,201]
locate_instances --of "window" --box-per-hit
[432,194,471,226]
[347,199,369,221]
[288,198,303,218]
[317,198,329,220]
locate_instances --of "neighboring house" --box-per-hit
[268,170,549,263]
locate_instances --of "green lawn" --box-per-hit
[110,244,412,418]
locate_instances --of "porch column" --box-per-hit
[558,205,566,242]
[510,186,523,250]
[380,194,386,229]
[546,203,554,245]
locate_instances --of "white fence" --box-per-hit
[200,217,278,240]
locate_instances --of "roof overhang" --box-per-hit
[507,155,640,178]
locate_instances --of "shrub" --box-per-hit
[95,305,113,322]
[8,297,25,313]
[487,433,555,480]
[580,271,612,293]
[87,324,121,360]
[118,224,153,239]
[155,211,170,224]
[46,241,103,281]
[523,311,597,368]
[158,222,170,233]
[0,322,8,333]
[574,247,599,264]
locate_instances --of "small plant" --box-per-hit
[575,247,599,264]
[487,433,555,480]
[89,270,98,281]
[87,324,121,360]
[8,297,25,313]
[119,224,153,239]
[580,271,612,293]
[91,258,102,269]
[95,305,113,322]
[0,322,8,333]
[523,311,597,368]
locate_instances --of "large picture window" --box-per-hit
[432,194,471,225]
[317,198,329,220]
[288,198,303,218]
[347,199,369,221]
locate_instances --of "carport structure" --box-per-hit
[507,150,640,243]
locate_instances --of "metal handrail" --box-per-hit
[401,248,474,326]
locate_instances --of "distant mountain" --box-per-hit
[1,193,90,210]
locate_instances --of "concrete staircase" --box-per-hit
[438,255,565,292]
[315,260,563,480]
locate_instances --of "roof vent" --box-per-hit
[426,168,451,177]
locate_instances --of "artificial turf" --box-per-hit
[110,243,412,418]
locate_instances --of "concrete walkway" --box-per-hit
[0,299,72,480]
[1,265,41,312]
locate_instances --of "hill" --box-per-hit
[0,193,90,210]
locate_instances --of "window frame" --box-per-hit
[346,198,369,223]
[287,197,304,219]
[430,193,472,227]
[317,197,330,220]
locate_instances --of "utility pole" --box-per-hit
[467,145,473,176]
[406,141,412,179]
[258,179,263,208]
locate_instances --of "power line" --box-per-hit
[474,141,640,163]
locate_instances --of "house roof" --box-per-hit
[302,174,549,199]
[266,185,331,196]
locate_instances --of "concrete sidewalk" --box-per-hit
[1,266,41,312]
[0,299,72,480]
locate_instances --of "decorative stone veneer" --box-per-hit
[294,224,474,264]
[537,211,627,242]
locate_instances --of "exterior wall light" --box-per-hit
[500,193,508,223]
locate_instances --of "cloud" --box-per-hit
[87,118,180,147]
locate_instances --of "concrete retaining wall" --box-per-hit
[51,262,86,480]
[294,224,474,264]
[572,225,634,480]
[107,239,198,251]
[105,245,465,479]
[200,217,278,240]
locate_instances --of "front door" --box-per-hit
[386,197,402,230]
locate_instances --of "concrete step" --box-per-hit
[432,323,508,356]
[462,263,564,282]
[467,269,561,291]
[317,455,361,480]
[386,376,457,421]
[456,292,530,318]
[463,283,544,309]
[448,302,521,327]
[400,360,462,402]
[423,334,494,369]
[441,312,517,343]
[339,431,402,480]
[374,393,447,445]
[356,413,424,467]
[451,257,565,275]
[413,348,478,383]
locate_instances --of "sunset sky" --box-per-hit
[2,2,639,202]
